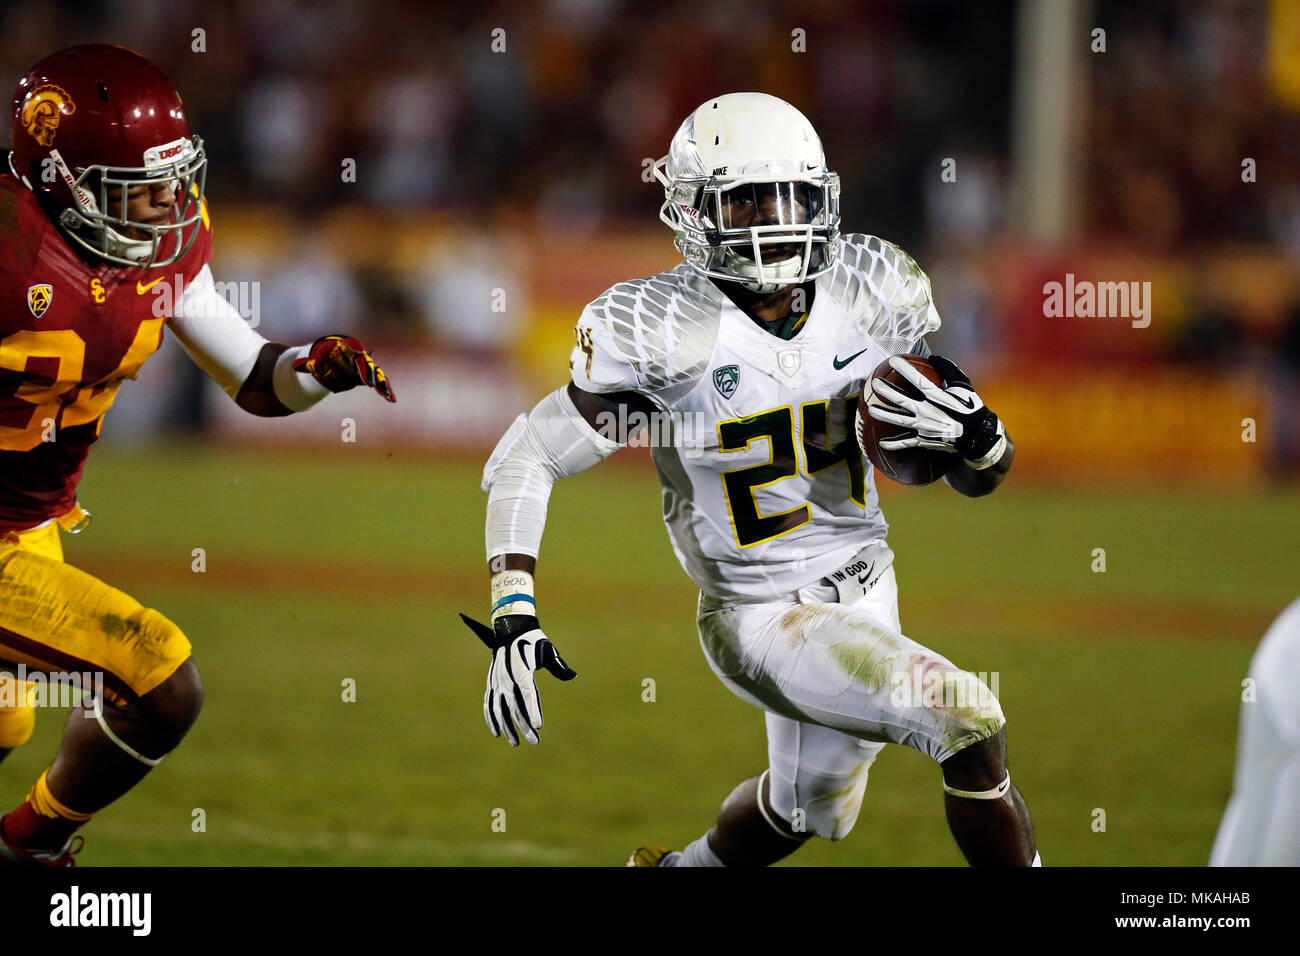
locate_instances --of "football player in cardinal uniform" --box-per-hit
[467,93,1039,866]
[0,45,394,866]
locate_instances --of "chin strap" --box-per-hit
[58,206,155,264]
[74,219,154,262]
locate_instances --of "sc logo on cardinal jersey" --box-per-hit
[27,284,53,317]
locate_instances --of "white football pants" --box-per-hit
[697,567,1005,840]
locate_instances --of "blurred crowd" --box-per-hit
[2,0,1298,470]
[1088,0,1295,254]
[4,1,1289,242]
[1081,0,1300,473]
[0,0,1013,245]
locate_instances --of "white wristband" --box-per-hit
[490,570,537,622]
[272,345,331,412]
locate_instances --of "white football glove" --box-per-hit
[460,613,576,746]
[868,354,1007,469]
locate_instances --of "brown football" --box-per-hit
[856,354,959,485]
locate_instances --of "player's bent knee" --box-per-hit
[929,668,1006,762]
[941,723,1014,798]
[138,658,204,750]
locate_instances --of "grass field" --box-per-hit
[4,441,1297,866]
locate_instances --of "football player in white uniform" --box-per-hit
[1210,597,1300,866]
[464,93,1039,866]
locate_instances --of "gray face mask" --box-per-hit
[39,136,208,268]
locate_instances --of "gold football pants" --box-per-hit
[0,521,192,748]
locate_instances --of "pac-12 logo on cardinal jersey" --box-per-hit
[19,84,76,147]
[27,284,53,317]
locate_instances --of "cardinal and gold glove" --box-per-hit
[293,334,396,403]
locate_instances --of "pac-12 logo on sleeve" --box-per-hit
[713,364,740,398]
[27,284,53,317]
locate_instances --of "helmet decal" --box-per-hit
[20,83,76,147]
[143,137,193,167]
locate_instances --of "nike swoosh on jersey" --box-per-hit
[136,277,164,295]
[833,348,870,370]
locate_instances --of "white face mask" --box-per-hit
[652,92,843,291]
[660,173,841,292]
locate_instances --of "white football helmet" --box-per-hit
[653,92,840,293]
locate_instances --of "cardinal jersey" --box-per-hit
[569,234,940,604]
[0,172,212,531]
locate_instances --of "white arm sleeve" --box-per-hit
[168,264,330,410]
[484,385,621,561]
[167,264,268,399]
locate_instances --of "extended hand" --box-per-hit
[293,334,396,403]
[460,613,577,746]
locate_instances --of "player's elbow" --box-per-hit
[946,442,1014,497]
[234,383,293,417]
[946,472,1002,498]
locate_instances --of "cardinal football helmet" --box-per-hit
[9,44,207,268]
[653,93,840,293]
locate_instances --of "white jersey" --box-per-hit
[569,234,941,604]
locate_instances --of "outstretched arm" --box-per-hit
[471,381,652,746]
[167,265,394,417]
